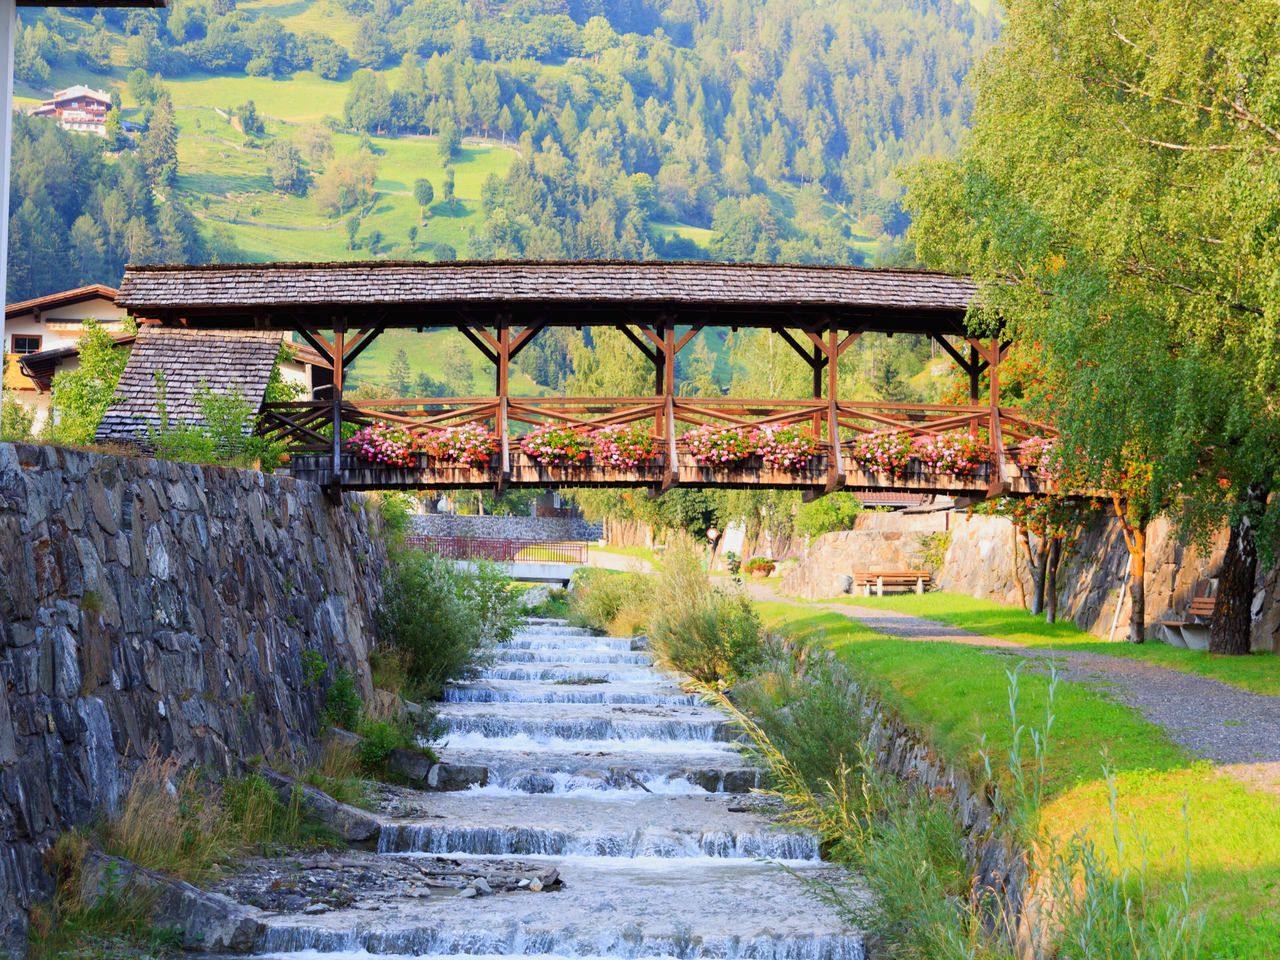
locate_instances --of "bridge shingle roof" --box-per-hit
[116,261,977,314]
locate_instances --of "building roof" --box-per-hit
[116,261,978,333]
[46,85,111,104]
[6,284,119,320]
[95,327,285,446]
[15,334,136,392]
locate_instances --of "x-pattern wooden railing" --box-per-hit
[260,395,1052,458]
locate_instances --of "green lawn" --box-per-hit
[821,593,1280,697]
[172,107,514,265]
[758,602,1280,957]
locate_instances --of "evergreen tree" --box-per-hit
[140,95,178,184]
[389,347,413,396]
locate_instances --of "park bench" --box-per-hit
[853,570,931,597]
[1158,595,1216,651]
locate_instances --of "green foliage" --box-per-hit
[301,650,326,689]
[795,492,863,538]
[322,667,362,732]
[48,317,136,445]
[373,491,415,546]
[569,567,654,636]
[1,386,36,443]
[647,534,762,685]
[902,0,1280,557]
[147,372,285,469]
[377,548,519,698]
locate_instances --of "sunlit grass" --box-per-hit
[1042,766,1280,957]
[760,601,1280,958]
[821,592,1280,696]
[756,603,1190,796]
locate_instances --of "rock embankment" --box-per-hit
[0,443,388,953]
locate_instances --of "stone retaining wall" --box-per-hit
[410,514,601,542]
[0,443,388,952]
[780,509,1278,650]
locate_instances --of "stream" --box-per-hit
[246,618,866,960]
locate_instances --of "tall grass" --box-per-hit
[708,646,1208,959]
[646,534,762,685]
[569,567,654,635]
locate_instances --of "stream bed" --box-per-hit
[234,618,866,960]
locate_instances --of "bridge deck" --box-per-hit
[287,451,1045,498]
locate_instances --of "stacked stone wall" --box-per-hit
[410,514,601,542]
[0,443,388,951]
[781,508,1278,651]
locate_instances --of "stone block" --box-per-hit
[427,762,489,791]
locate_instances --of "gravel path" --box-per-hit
[750,584,1280,765]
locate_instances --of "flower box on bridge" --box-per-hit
[286,449,1040,498]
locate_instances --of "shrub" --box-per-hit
[569,567,654,635]
[323,667,362,731]
[1,387,36,442]
[795,491,863,537]
[647,534,762,685]
[47,317,136,445]
[377,548,519,698]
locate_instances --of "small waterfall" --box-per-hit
[495,650,653,665]
[480,667,661,683]
[245,615,860,960]
[443,686,700,706]
[439,717,730,742]
[259,924,865,960]
[378,824,820,860]
[504,638,635,651]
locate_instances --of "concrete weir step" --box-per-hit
[236,617,862,959]
[256,860,862,959]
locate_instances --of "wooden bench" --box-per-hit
[1159,596,1216,651]
[853,570,931,597]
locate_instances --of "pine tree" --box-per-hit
[140,95,178,184]
[389,347,413,396]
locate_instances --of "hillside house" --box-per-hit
[28,85,111,136]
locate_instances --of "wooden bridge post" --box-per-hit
[329,322,346,503]
[826,318,845,493]
[988,336,1009,493]
[812,342,823,436]
[496,314,511,489]
[968,340,981,437]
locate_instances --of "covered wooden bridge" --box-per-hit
[115,260,1053,500]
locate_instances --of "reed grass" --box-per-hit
[711,635,1210,958]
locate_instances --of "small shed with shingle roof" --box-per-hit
[96,326,286,446]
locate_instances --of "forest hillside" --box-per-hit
[12,0,997,298]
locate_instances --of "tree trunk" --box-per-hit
[1031,535,1049,615]
[1210,484,1268,656]
[1126,523,1146,643]
[1045,538,1059,624]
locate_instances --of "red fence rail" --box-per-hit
[404,535,589,564]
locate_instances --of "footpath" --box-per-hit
[745,583,1280,787]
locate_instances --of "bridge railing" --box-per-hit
[404,535,589,565]
[261,395,1051,451]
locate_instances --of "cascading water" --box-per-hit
[248,618,864,960]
